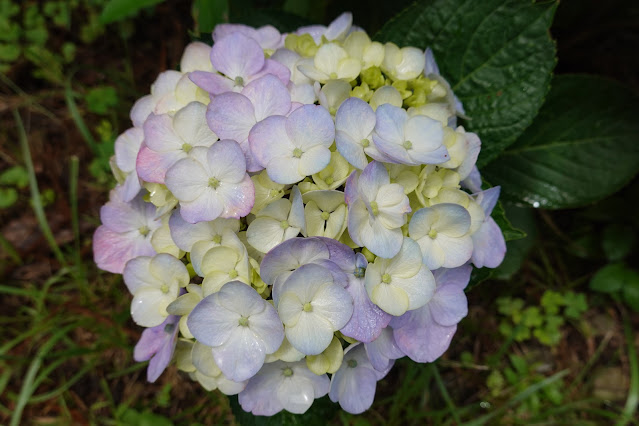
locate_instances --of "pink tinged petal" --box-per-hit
[189,71,234,95]
[358,161,390,204]
[143,113,181,153]
[298,145,331,177]
[173,102,218,147]
[188,294,241,346]
[242,74,291,121]
[286,311,334,355]
[100,196,146,233]
[213,326,266,382]
[248,115,292,168]
[211,32,265,80]
[130,94,154,128]
[115,127,144,172]
[135,145,177,184]
[429,283,468,326]
[131,287,174,327]
[250,59,291,87]
[364,328,404,372]
[393,308,458,363]
[165,157,209,202]
[471,218,506,268]
[93,226,155,274]
[285,105,335,151]
[340,277,392,343]
[216,175,255,219]
[207,92,256,142]
[207,140,247,183]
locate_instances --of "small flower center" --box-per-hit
[382,273,392,284]
[321,211,331,221]
[280,220,289,229]
[354,266,366,278]
[403,140,413,150]
[160,283,170,293]
[347,359,358,368]
[234,76,245,87]
[208,177,220,189]
[212,234,222,244]
[361,138,370,148]
[303,302,313,312]
[238,316,249,327]
[282,367,294,377]
[182,143,192,153]
[428,228,438,239]
[138,225,150,237]
[228,269,238,279]
[324,176,334,185]
[370,201,379,216]
[329,72,338,79]
[292,147,303,158]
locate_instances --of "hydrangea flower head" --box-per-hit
[94,11,506,416]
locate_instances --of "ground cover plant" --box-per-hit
[1,0,638,424]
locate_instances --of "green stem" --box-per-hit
[431,363,461,424]
[64,78,98,154]
[13,110,66,266]
[617,310,639,426]
[0,233,21,264]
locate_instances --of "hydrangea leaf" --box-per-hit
[482,75,639,209]
[375,0,557,166]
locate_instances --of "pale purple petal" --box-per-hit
[329,344,379,414]
[471,218,506,268]
[212,326,266,382]
[285,105,334,151]
[207,92,256,142]
[357,161,389,203]
[115,127,144,173]
[188,294,240,347]
[136,145,182,184]
[424,48,440,76]
[340,277,391,342]
[134,315,180,383]
[473,186,501,216]
[364,327,404,372]
[242,74,291,121]
[249,115,291,168]
[251,59,291,86]
[189,70,234,95]
[217,175,255,219]
[207,139,247,183]
[164,157,208,202]
[211,32,265,80]
[461,166,482,192]
[428,281,468,326]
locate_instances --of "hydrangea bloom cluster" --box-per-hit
[94,12,506,416]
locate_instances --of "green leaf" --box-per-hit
[590,263,638,294]
[0,166,29,188]
[0,187,18,208]
[493,205,537,280]
[623,276,639,312]
[229,395,337,425]
[85,86,118,115]
[193,0,229,35]
[100,0,164,24]
[602,224,636,262]
[483,75,639,209]
[492,201,526,242]
[375,0,557,166]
